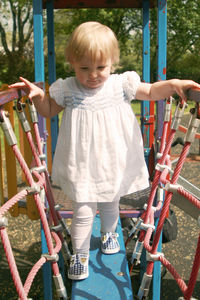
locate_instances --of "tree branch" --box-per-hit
[0,21,10,56]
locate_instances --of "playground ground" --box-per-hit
[0,113,200,300]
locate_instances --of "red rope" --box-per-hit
[184,234,200,300]
[0,228,28,300]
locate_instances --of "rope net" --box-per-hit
[0,86,199,300]
[0,88,71,300]
[127,97,200,300]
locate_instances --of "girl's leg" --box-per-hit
[71,202,97,254]
[98,200,120,254]
[98,200,120,233]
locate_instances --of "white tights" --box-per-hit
[71,201,120,254]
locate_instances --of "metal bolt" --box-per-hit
[117,272,125,276]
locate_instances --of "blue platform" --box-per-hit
[71,215,134,300]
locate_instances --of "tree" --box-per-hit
[52,8,143,78]
[0,0,34,84]
[149,0,200,82]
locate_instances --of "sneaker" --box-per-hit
[101,232,120,254]
[68,253,89,280]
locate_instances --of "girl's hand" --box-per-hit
[172,79,200,101]
[9,77,44,102]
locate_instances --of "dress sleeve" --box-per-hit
[121,71,141,102]
[49,78,66,107]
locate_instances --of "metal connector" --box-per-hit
[164,97,173,122]
[157,187,164,202]
[171,100,187,130]
[140,222,155,231]
[39,154,46,161]
[26,184,41,195]
[53,274,67,299]
[30,166,46,174]
[146,251,164,261]
[41,253,59,262]
[51,224,63,233]
[128,217,143,238]
[185,111,200,143]
[0,110,17,145]
[165,182,182,194]
[131,240,144,265]
[137,272,152,299]
[0,217,8,228]
[27,100,38,123]
[155,163,171,173]
[14,101,31,132]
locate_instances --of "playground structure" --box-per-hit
[0,0,200,299]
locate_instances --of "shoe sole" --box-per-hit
[101,247,120,254]
[68,272,89,280]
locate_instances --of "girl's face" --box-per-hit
[72,55,112,89]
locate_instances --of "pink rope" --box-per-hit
[26,131,42,167]
[0,189,28,215]
[159,255,188,294]
[0,104,68,299]
[0,228,28,300]
[23,256,46,295]
[12,145,35,186]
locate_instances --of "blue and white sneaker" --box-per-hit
[101,232,120,254]
[68,253,89,280]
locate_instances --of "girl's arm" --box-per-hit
[135,79,200,101]
[9,77,63,118]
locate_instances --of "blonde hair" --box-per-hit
[66,22,120,65]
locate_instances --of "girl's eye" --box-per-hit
[80,67,88,71]
[98,66,105,70]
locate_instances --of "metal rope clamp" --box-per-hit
[140,222,155,231]
[137,272,153,299]
[0,216,8,229]
[14,100,31,133]
[155,163,171,173]
[41,253,59,262]
[30,166,46,174]
[146,251,164,262]
[53,274,67,299]
[27,99,38,123]
[39,154,46,161]
[171,100,187,130]
[131,240,144,264]
[26,184,41,195]
[164,96,173,122]
[0,109,17,146]
[185,107,200,143]
[165,182,182,194]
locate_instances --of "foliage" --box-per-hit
[53,8,143,78]
[150,0,200,82]
[0,1,200,85]
[0,0,34,84]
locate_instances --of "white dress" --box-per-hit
[50,71,149,203]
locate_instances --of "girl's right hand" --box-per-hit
[9,77,44,102]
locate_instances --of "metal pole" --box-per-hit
[33,1,53,299]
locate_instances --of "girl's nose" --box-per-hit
[89,70,97,79]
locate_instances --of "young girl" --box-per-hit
[9,21,200,280]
